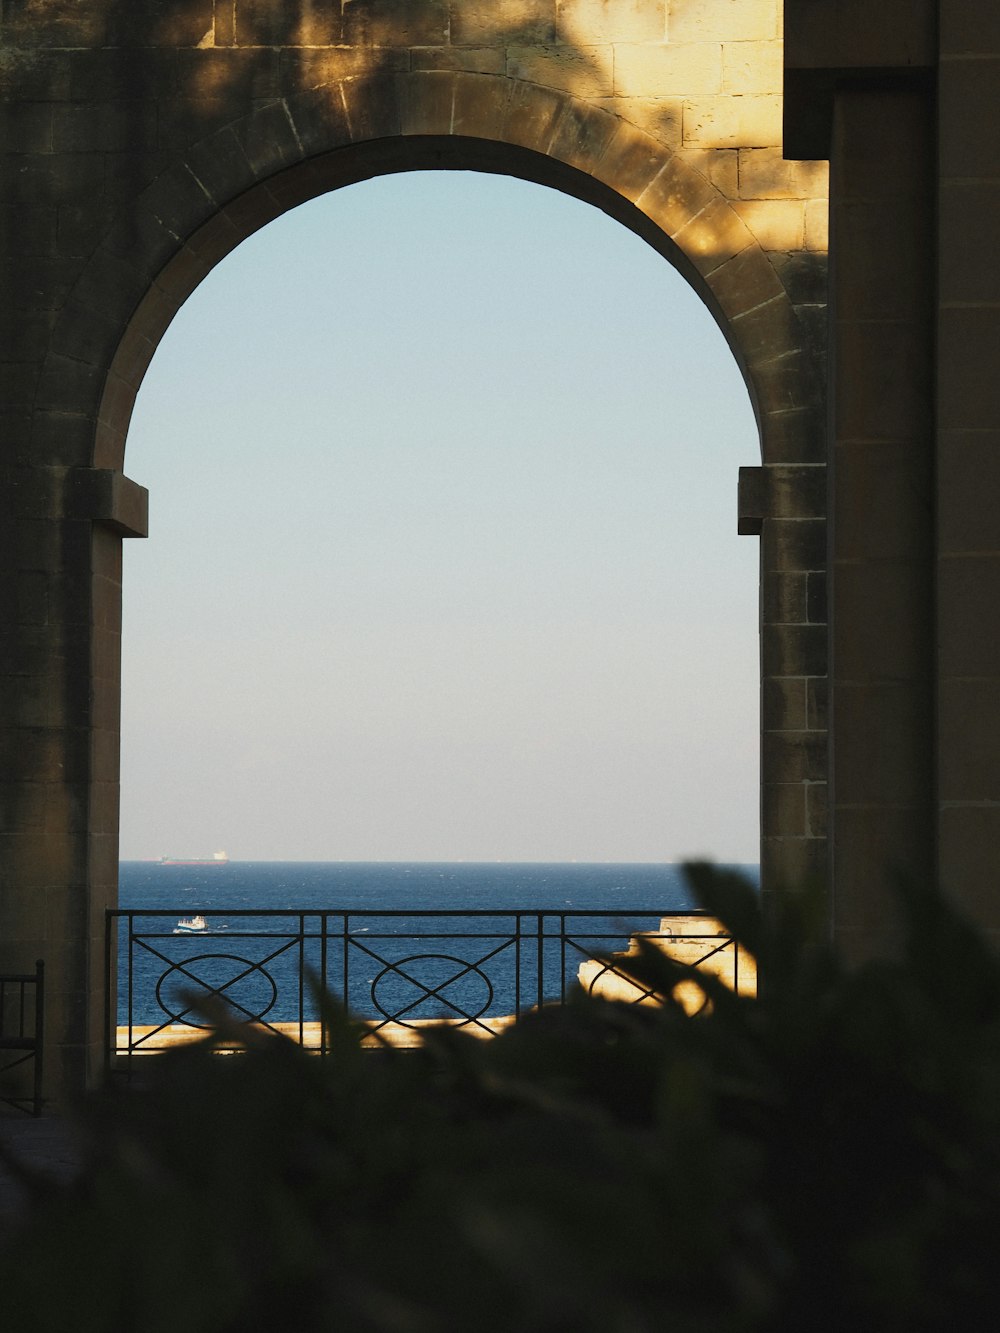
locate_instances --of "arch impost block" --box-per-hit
[67,469,148,539]
[738,464,826,535]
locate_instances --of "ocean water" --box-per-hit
[115,861,759,1032]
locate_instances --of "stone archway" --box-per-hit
[1,4,828,1100]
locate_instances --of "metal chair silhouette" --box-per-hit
[0,961,44,1116]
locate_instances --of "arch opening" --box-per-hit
[93,128,802,474]
[120,168,761,865]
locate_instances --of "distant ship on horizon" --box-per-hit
[157,850,229,867]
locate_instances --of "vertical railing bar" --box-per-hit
[560,913,568,1006]
[536,913,544,1011]
[33,960,44,1116]
[104,911,112,1078]
[127,913,135,1081]
[517,917,525,1018]
[320,913,328,1060]
[298,913,305,1049]
[343,912,350,1043]
[733,934,738,993]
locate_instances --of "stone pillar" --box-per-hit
[936,1,1000,941]
[785,0,938,957]
[826,87,936,958]
[739,460,828,904]
[0,469,146,1107]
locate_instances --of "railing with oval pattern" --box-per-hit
[105,908,752,1073]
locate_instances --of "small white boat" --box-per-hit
[173,914,207,934]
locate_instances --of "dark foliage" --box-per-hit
[3,863,1000,1331]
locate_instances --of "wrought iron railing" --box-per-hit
[105,909,749,1072]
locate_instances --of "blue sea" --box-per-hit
[115,861,759,1035]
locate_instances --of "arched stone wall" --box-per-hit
[0,2,828,1100]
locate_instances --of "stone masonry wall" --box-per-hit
[0,0,828,1101]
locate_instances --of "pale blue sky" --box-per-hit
[119,170,760,862]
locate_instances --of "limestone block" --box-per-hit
[1,255,79,312]
[557,0,665,45]
[671,195,755,275]
[937,430,1000,556]
[177,125,256,206]
[230,99,303,176]
[234,0,341,45]
[174,47,283,99]
[596,96,682,149]
[0,0,108,47]
[832,682,930,808]
[589,119,673,201]
[676,146,737,197]
[940,180,1000,304]
[399,71,456,135]
[762,676,808,732]
[940,57,1000,179]
[634,153,716,239]
[732,291,806,365]
[411,46,506,74]
[722,38,782,94]
[1,412,39,472]
[761,623,826,677]
[683,94,782,148]
[452,71,514,140]
[804,198,828,250]
[506,45,612,99]
[286,83,354,155]
[1,154,100,205]
[106,1,215,47]
[937,555,1000,680]
[342,0,448,47]
[281,46,409,89]
[214,0,236,45]
[0,362,40,410]
[762,782,807,837]
[836,318,932,440]
[738,148,828,201]
[668,0,778,43]
[938,805,1000,926]
[769,251,827,306]
[51,101,159,155]
[762,729,827,785]
[613,41,722,98]
[939,307,1000,433]
[762,511,826,573]
[502,78,565,151]
[807,571,826,623]
[0,102,53,154]
[155,97,235,150]
[706,244,785,321]
[807,677,827,730]
[833,560,930,684]
[938,679,1000,803]
[940,0,1000,54]
[55,47,175,101]
[763,570,808,625]
[451,0,555,45]
[548,99,618,173]
[805,783,827,838]
[732,199,805,252]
